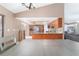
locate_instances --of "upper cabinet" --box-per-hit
[48,17,63,28]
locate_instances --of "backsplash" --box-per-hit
[56,28,63,33]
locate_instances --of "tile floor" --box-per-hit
[0,39,79,56]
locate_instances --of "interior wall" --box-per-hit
[0,5,19,38]
[64,3,79,23]
[16,20,29,37]
[15,3,64,17]
[25,23,29,36]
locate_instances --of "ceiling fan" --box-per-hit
[22,3,35,10]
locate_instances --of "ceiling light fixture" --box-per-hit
[22,3,35,10]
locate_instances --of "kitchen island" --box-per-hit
[32,33,64,39]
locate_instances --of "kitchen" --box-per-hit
[28,17,64,39]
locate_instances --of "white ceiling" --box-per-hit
[65,3,79,23]
[0,3,52,13]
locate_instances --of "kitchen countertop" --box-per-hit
[32,32,63,34]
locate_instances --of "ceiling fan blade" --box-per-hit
[22,3,36,10]
[29,3,32,9]
[22,3,29,8]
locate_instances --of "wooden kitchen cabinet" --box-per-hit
[32,34,63,39]
[58,18,62,28]
[48,17,63,28]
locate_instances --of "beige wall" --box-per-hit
[15,3,64,17]
[15,20,29,36]
[25,23,29,36]
[0,5,19,37]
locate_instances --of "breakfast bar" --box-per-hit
[32,33,64,39]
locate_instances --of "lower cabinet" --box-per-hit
[32,34,63,39]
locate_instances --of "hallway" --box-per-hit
[1,39,79,56]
